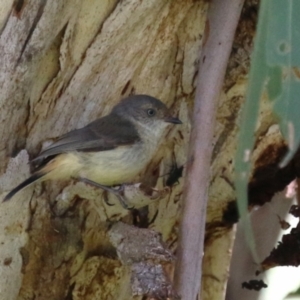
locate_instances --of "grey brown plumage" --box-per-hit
[3,94,181,202]
[31,114,141,169]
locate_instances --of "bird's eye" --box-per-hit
[147,109,156,116]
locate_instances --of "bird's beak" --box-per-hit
[164,115,182,124]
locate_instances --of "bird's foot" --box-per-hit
[78,178,133,210]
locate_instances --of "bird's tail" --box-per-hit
[3,172,45,202]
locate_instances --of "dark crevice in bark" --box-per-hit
[15,0,47,66]
[248,143,297,207]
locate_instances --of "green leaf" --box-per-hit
[235,0,300,262]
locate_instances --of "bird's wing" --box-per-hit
[31,114,140,167]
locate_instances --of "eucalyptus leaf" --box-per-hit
[235,0,300,262]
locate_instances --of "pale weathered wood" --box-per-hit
[175,1,244,299]
[0,1,205,299]
[0,0,277,299]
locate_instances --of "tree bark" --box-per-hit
[0,1,271,300]
[0,1,206,299]
[175,1,244,299]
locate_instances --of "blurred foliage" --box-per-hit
[235,0,300,262]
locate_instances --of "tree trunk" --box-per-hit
[0,0,262,299]
[0,1,206,299]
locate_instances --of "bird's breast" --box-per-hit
[45,125,162,186]
[76,141,155,186]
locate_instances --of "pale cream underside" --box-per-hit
[43,119,168,186]
[44,144,147,185]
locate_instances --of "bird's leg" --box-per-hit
[78,177,133,210]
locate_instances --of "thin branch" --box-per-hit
[174,0,244,299]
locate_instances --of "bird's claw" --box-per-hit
[78,178,134,210]
[103,192,115,206]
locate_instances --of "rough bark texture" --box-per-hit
[0,0,287,300]
[0,1,204,299]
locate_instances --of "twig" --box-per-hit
[174,0,244,299]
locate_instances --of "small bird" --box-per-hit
[3,94,181,208]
